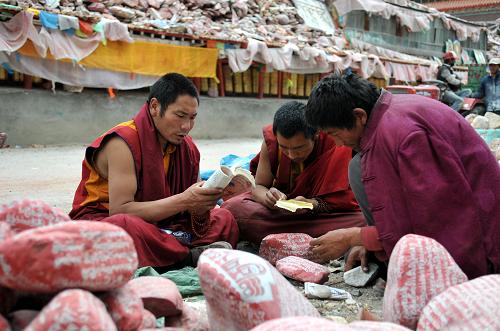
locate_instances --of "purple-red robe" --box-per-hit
[359,92,500,278]
[222,125,365,244]
[70,103,238,267]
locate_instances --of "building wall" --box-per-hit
[0,88,293,146]
[344,10,488,59]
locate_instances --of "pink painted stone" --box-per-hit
[417,275,500,331]
[128,276,183,317]
[164,302,209,331]
[88,2,107,12]
[143,328,187,331]
[141,309,157,329]
[383,234,468,329]
[0,221,138,293]
[250,316,349,331]
[0,223,12,242]
[198,249,319,331]
[350,321,412,330]
[0,314,10,331]
[9,310,38,330]
[24,290,117,331]
[276,256,330,284]
[100,283,144,331]
[259,233,314,265]
[0,200,69,234]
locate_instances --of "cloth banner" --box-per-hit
[17,39,219,78]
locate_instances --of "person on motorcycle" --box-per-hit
[437,51,472,112]
[472,57,500,115]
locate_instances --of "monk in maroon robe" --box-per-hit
[222,101,365,244]
[70,73,238,268]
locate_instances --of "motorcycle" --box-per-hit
[386,80,485,117]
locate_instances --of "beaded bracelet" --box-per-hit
[313,197,331,214]
[190,211,211,238]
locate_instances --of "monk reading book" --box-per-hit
[69,73,238,268]
[222,101,366,245]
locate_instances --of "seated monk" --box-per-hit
[69,73,238,268]
[222,101,365,245]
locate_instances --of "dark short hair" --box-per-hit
[306,73,380,129]
[148,73,199,116]
[272,101,316,139]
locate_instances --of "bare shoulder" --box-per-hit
[94,135,133,179]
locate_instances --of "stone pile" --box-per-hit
[466,112,500,161]
[0,199,200,330]
[8,0,340,46]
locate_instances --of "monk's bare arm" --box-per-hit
[101,137,220,223]
[252,141,286,208]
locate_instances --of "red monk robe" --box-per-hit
[222,125,365,244]
[70,104,238,267]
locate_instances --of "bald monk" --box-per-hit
[222,101,365,244]
[70,73,238,268]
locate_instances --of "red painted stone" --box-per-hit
[0,314,10,331]
[276,256,330,284]
[0,221,138,292]
[198,249,319,331]
[100,283,144,331]
[417,275,500,331]
[259,233,313,265]
[250,316,348,330]
[23,290,117,331]
[350,321,412,330]
[0,200,69,234]
[164,302,209,331]
[383,234,468,329]
[142,328,187,331]
[9,310,38,330]
[141,309,157,329]
[0,223,12,242]
[128,276,183,318]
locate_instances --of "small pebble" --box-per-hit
[330,260,341,268]
[351,289,362,297]
[345,298,356,305]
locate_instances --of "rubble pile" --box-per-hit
[7,0,339,46]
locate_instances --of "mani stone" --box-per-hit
[343,263,379,287]
[127,276,183,318]
[24,290,117,331]
[198,248,319,331]
[276,256,330,284]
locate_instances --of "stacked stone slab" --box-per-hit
[259,233,314,265]
[9,0,341,47]
[0,200,191,330]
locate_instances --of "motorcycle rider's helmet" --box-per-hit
[443,51,457,63]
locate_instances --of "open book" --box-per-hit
[202,166,256,190]
[275,199,314,212]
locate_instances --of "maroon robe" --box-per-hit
[70,103,238,267]
[222,125,365,244]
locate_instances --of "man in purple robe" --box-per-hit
[305,73,500,279]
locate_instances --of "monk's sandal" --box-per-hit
[190,241,232,266]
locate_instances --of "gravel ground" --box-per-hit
[0,142,383,321]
